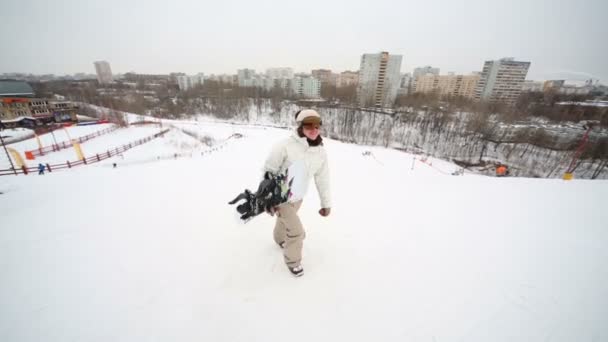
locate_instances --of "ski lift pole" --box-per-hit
[0,132,17,175]
[563,124,594,180]
[50,129,58,150]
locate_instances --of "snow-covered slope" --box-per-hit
[0,121,607,342]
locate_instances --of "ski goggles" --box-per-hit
[302,122,322,130]
[301,116,322,129]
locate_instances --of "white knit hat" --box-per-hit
[295,109,321,124]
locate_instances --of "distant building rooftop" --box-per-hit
[0,80,35,97]
[556,100,608,107]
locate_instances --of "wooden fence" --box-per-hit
[1,129,169,176]
[25,125,119,158]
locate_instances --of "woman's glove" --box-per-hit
[318,208,331,217]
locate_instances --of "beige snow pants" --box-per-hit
[273,200,305,267]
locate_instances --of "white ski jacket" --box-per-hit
[263,131,331,208]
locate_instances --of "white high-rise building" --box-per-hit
[205,74,235,84]
[266,67,294,79]
[474,57,531,104]
[242,75,275,90]
[357,51,403,108]
[261,77,276,91]
[177,73,204,91]
[292,76,321,98]
[177,76,189,91]
[94,61,113,84]
[192,73,204,85]
[237,69,256,87]
[276,78,292,91]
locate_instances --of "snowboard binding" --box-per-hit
[228,189,258,221]
[228,172,292,222]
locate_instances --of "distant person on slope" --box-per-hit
[263,109,332,277]
[38,163,45,175]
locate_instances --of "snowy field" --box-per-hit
[1,120,607,342]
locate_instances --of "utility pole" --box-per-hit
[50,128,58,146]
[0,131,17,175]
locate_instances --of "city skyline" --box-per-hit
[1,58,599,86]
[1,0,606,82]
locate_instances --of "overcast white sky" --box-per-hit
[1,0,606,82]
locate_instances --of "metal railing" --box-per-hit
[25,125,119,158]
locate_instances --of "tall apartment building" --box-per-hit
[239,75,276,90]
[311,69,337,85]
[412,66,439,89]
[177,75,188,91]
[292,76,321,98]
[474,57,530,104]
[415,73,480,98]
[357,51,403,108]
[260,77,276,91]
[237,69,256,87]
[266,67,294,79]
[177,74,204,91]
[337,71,359,87]
[93,61,113,84]
[207,74,236,85]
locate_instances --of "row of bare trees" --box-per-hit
[395,91,608,127]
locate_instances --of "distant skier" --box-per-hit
[263,109,332,277]
[37,163,45,175]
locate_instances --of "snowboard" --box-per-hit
[228,160,308,222]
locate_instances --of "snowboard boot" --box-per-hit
[288,264,304,277]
